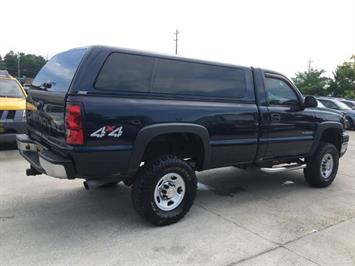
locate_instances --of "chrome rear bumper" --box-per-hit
[16,134,75,179]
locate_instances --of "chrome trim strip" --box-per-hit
[259,136,313,144]
[210,138,257,146]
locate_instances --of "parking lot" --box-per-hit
[0,131,354,265]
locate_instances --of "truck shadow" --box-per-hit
[2,166,311,235]
[194,166,314,209]
[0,142,17,151]
[0,167,322,265]
[197,167,307,197]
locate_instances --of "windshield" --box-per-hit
[342,101,354,108]
[0,79,25,98]
[317,100,326,108]
[335,100,351,110]
[32,48,86,92]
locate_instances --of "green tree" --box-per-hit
[20,53,46,77]
[2,51,46,78]
[3,51,18,76]
[292,68,330,96]
[329,55,355,98]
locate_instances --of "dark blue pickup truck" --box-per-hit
[17,46,349,225]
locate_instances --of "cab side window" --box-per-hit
[265,77,299,106]
[95,53,155,93]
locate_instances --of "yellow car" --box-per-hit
[0,70,27,143]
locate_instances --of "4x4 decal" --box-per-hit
[90,126,123,138]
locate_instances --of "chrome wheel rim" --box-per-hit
[154,173,185,211]
[320,153,334,179]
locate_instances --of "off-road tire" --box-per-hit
[131,155,197,226]
[304,142,339,188]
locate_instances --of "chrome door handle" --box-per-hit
[270,113,281,121]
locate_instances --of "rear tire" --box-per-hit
[304,142,339,188]
[131,155,197,226]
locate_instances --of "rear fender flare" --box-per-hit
[128,123,211,174]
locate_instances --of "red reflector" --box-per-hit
[65,104,84,145]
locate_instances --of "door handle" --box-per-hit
[270,113,281,122]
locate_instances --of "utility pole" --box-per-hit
[17,52,21,79]
[307,59,312,73]
[173,29,179,55]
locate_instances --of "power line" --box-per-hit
[308,59,312,73]
[173,29,179,55]
[17,52,20,78]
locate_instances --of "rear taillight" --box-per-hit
[65,104,84,145]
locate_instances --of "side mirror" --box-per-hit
[304,96,318,108]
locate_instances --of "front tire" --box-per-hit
[304,142,339,188]
[131,155,197,226]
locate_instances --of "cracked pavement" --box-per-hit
[1,131,355,265]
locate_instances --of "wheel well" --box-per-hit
[320,128,342,153]
[142,133,205,170]
[346,116,353,125]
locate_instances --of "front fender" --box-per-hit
[310,121,344,155]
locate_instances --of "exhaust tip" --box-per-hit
[83,181,89,190]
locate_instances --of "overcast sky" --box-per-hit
[2,0,354,77]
